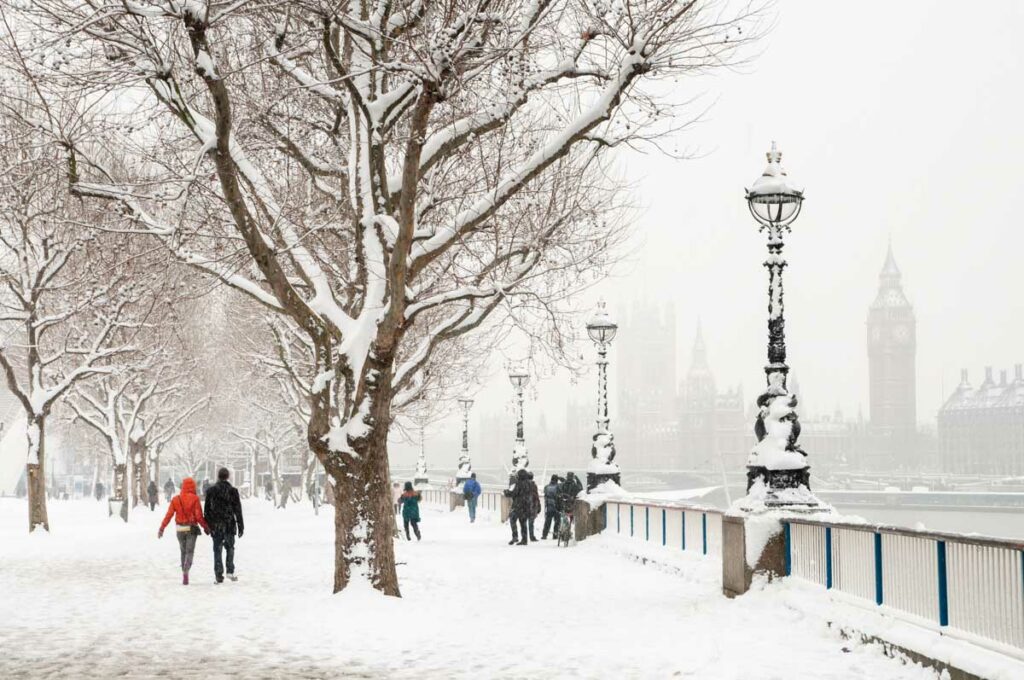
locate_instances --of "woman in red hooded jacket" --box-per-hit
[158,477,209,585]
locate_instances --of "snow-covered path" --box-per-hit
[0,498,939,679]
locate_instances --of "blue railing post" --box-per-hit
[603,503,608,530]
[681,511,686,550]
[825,526,833,590]
[701,513,708,555]
[616,504,621,534]
[645,506,650,541]
[784,522,792,576]
[937,540,949,627]
[662,509,667,546]
[630,506,634,537]
[874,532,883,606]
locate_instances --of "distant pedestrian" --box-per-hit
[163,478,175,503]
[265,480,274,501]
[505,469,532,546]
[278,479,292,509]
[391,482,402,516]
[398,482,422,541]
[463,473,482,523]
[527,471,540,542]
[560,472,583,509]
[204,467,244,584]
[541,475,562,539]
[94,481,104,501]
[147,480,159,511]
[202,479,212,498]
[158,477,209,585]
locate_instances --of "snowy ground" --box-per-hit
[0,497,946,679]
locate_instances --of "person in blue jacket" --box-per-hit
[398,482,422,540]
[463,473,482,523]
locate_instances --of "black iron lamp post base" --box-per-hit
[587,471,621,492]
[746,465,820,508]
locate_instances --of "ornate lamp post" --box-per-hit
[744,142,816,506]
[455,398,474,484]
[508,365,530,471]
[414,425,429,486]
[585,300,621,491]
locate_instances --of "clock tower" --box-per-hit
[867,244,917,460]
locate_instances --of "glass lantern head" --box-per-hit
[586,300,618,344]
[745,141,804,229]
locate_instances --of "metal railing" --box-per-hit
[418,484,507,520]
[602,500,724,557]
[785,517,1024,656]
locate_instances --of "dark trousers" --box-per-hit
[212,529,235,579]
[510,514,528,543]
[542,510,560,538]
[403,518,421,540]
[176,530,197,573]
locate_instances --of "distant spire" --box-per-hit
[871,242,911,310]
[690,318,708,370]
[881,239,901,280]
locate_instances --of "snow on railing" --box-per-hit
[785,517,1024,657]
[601,499,724,557]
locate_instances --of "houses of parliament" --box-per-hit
[583,247,1024,479]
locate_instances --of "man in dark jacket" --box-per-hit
[203,467,245,584]
[541,475,562,539]
[147,480,159,511]
[526,471,540,542]
[505,469,532,546]
[163,478,175,503]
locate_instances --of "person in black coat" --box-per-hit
[505,469,532,546]
[147,480,159,511]
[527,471,540,542]
[541,475,562,539]
[203,467,245,584]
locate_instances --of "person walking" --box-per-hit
[527,472,540,542]
[94,481,104,501]
[391,482,402,516]
[204,467,245,584]
[462,473,482,523]
[163,478,175,503]
[158,477,209,585]
[541,475,562,539]
[147,480,159,511]
[505,469,532,546]
[398,482,422,541]
[278,479,292,509]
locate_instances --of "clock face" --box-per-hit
[894,326,910,342]
[871,327,882,342]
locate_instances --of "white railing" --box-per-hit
[785,517,1024,657]
[601,500,723,557]
[418,484,508,520]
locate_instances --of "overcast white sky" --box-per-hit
[399,0,1024,464]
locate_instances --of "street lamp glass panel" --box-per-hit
[746,141,803,228]
[586,302,618,344]
[508,368,529,389]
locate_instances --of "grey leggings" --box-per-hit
[176,530,197,572]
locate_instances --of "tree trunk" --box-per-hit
[26,417,48,532]
[312,360,400,596]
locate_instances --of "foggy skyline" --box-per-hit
[398,0,1024,466]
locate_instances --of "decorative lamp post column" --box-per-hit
[585,300,621,491]
[508,366,530,471]
[744,142,817,507]
[455,398,474,484]
[414,425,429,486]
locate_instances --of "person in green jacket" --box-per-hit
[398,481,422,541]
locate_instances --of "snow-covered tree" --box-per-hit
[0,96,147,531]
[68,355,207,520]
[8,0,763,589]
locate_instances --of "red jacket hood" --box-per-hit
[181,477,197,495]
